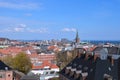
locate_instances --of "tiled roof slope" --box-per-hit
[32,60,58,70]
[60,47,120,80]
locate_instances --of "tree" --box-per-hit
[13,52,32,74]
[1,52,32,74]
[56,49,77,69]
[1,55,13,67]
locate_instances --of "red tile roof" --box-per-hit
[0,46,35,56]
[0,47,23,55]
[32,60,58,69]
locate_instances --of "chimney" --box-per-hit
[65,68,69,74]
[77,48,86,58]
[77,52,81,58]
[77,49,81,58]
[81,72,88,80]
[107,56,114,66]
[85,53,89,60]
[94,53,100,61]
[111,57,114,66]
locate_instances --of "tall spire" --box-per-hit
[75,30,80,44]
[76,30,79,39]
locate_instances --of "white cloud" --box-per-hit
[62,28,76,32]
[14,27,23,32]
[27,28,48,33]
[0,24,26,32]
[0,24,48,33]
[18,24,26,28]
[0,1,40,9]
[12,24,26,32]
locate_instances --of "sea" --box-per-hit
[20,40,120,45]
[83,40,120,45]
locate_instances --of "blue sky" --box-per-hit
[0,0,120,40]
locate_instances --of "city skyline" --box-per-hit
[0,0,120,40]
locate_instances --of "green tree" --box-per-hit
[13,52,32,74]
[56,49,77,69]
[1,55,13,67]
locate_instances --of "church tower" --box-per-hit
[75,30,80,44]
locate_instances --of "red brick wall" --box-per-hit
[0,71,13,80]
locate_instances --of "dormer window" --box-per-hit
[81,72,88,80]
[73,63,77,67]
[84,66,88,71]
[66,66,71,69]
[74,72,79,79]
[69,71,75,77]
[65,68,69,74]
[70,62,72,65]
[90,68,93,72]
[65,66,71,74]
[104,74,112,80]
[77,74,83,80]
[78,65,82,68]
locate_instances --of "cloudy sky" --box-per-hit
[0,0,120,40]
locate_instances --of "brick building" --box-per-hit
[0,60,24,80]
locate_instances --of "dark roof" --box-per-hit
[0,60,12,70]
[93,47,120,54]
[60,55,97,80]
[107,47,120,54]
[14,70,25,77]
[60,47,120,80]
[20,75,40,80]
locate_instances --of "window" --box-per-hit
[50,71,55,74]
[78,65,82,68]
[78,74,83,80]
[0,73,5,78]
[45,72,49,75]
[74,73,78,79]
[104,74,112,80]
[90,69,93,72]
[56,72,59,75]
[8,74,10,77]
[65,69,69,74]
[73,63,77,67]
[84,66,88,71]
[70,71,74,77]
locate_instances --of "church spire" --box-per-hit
[75,30,80,44]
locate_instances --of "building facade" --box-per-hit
[0,60,24,80]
